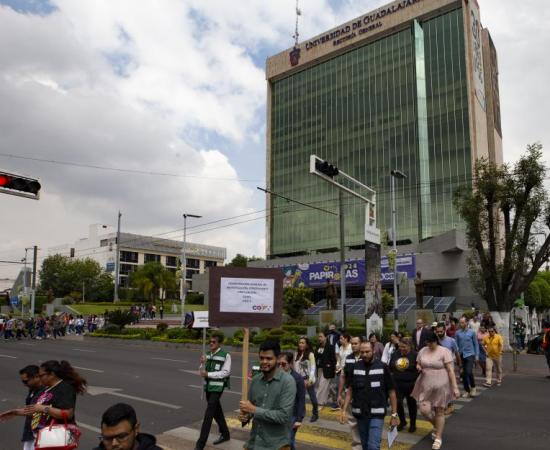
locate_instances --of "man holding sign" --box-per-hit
[195,334,231,450]
[240,340,296,450]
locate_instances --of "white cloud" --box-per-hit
[1,0,549,281]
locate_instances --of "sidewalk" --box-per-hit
[412,352,550,450]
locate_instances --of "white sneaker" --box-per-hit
[461,392,470,398]
[469,387,477,397]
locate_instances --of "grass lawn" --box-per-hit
[69,303,207,316]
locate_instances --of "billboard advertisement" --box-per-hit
[281,254,416,288]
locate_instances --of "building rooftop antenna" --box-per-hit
[292,0,301,48]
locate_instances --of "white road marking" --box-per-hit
[0,354,17,359]
[151,357,187,363]
[87,385,181,409]
[79,422,101,434]
[73,366,104,373]
[109,392,181,409]
[188,384,240,396]
[72,348,97,353]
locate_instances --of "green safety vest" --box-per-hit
[205,348,231,392]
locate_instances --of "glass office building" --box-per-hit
[266,0,501,258]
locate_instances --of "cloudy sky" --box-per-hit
[1,0,549,279]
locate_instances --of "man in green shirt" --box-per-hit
[240,340,296,450]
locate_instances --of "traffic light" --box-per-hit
[311,156,339,178]
[0,171,41,200]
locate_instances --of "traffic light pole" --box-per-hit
[310,155,377,330]
[31,245,37,317]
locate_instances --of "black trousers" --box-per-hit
[196,391,229,448]
[396,388,417,427]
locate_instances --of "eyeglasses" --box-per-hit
[99,432,132,443]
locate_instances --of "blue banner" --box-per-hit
[283,260,365,288]
[281,254,416,288]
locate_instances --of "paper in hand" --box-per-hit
[387,425,398,448]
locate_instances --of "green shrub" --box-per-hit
[210,330,225,343]
[103,324,122,334]
[106,309,137,329]
[346,326,365,337]
[283,287,313,322]
[156,322,169,333]
[282,325,309,335]
[185,292,204,305]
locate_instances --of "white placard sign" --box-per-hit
[220,277,275,314]
[192,311,209,328]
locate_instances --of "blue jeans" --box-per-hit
[289,416,298,450]
[462,355,476,392]
[306,384,318,416]
[356,417,384,450]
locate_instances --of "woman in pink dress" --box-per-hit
[412,330,460,450]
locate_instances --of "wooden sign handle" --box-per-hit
[241,327,250,402]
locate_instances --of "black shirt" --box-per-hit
[32,380,77,431]
[22,388,43,442]
[389,350,418,393]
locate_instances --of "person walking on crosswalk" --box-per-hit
[482,327,503,386]
[340,341,399,450]
[455,316,479,398]
[411,331,460,450]
[338,335,363,450]
[195,334,231,450]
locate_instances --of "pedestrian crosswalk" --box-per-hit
[156,374,499,449]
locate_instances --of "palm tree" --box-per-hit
[130,262,175,302]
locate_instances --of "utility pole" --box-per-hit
[31,245,37,317]
[114,210,121,302]
[391,169,407,332]
[181,213,201,324]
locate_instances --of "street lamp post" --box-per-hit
[391,169,407,332]
[181,213,201,324]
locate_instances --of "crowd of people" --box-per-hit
[0,314,105,340]
[195,312,512,450]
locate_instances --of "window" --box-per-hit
[144,253,161,263]
[204,260,217,268]
[120,251,138,263]
[100,239,110,247]
[186,258,200,269]
[166,256,178,267]
[186,268,200,280]
[120,264,136,275]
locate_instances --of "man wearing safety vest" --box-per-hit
[195,334,231,450]
[340,341,399,450]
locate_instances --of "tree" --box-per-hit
[130,262,176,301]
[283,287,313,323]
[454,144,550,311]
[39,255,113,300]
[525,272,550,310]
[227,254,264,267]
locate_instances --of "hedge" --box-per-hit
[90,332,142,340]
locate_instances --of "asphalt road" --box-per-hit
[0,336,243,450]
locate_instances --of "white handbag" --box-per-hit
[35,411,81,450]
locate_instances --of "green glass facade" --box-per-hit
[269,7,471,257]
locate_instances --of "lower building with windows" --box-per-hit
[48,224,226,292]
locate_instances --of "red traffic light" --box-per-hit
[0,171,41,199]
[0,174,12,186]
